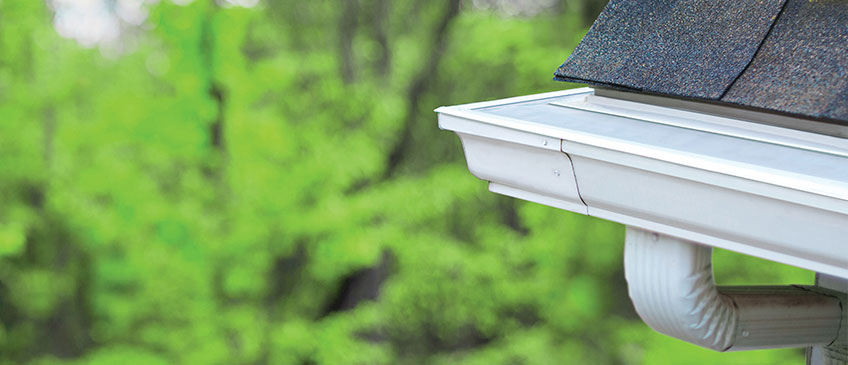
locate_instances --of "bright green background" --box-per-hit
[0,0,812,363]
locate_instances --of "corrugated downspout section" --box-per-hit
[624,227,843,351]
[624,227,738,350]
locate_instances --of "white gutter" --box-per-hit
[435,88,848,352]
[435,87,848,279]
[625,226,842,351]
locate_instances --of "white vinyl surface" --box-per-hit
[436,88,848,279]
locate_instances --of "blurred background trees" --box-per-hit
[0,0,812,363]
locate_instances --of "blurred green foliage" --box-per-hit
[0,0,813,363]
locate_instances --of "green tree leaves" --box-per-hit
[0,1,811,363]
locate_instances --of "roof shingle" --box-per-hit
[555,0,848,124]
[722,0,848,122]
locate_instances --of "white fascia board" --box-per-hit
[436,88,848,279]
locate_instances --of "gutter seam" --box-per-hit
[792,284,846,348]
[560,140,589,209]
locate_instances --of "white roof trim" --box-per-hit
[552,93,848,158]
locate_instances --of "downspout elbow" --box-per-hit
[624,227,843,351]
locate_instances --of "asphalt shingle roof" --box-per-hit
[555,0,848,124]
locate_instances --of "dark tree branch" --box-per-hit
[580,0,607,26]
[372,0,391,78]
[498,196,529,235]
[200,4,228,177]
[321,251,393,316]
[383,0,461,179]
[209,83,226,152]
[339,0,359,84]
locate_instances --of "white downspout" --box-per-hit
[624,226,844,351]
